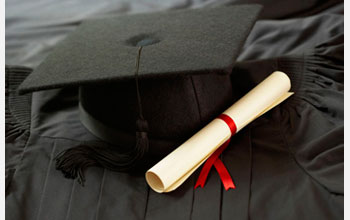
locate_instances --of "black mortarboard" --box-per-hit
[18,5,262,184]
[18,5,261,93]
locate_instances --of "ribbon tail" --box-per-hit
[194,139,231,189]
[194,161,212,189]
[194,146,225,188]
[214,159,235,190]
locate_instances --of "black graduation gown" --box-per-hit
[5,34,343,220]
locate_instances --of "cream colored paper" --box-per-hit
[146,71,293,193]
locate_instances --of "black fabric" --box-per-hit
[231,0,341,19]
[5,33,344,219]
[238,11,344,61]
[18,5,262,94]
[5,2,343,220]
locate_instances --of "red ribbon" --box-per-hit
[194,114,237,190]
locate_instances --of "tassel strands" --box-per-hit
[55,47,149,185]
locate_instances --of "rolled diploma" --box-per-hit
[146,71,293,193]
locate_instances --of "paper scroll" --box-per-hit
[146,71,293,193]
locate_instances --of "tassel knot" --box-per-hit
[136,118,148,132]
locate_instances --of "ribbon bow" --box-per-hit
[194,114,237,190]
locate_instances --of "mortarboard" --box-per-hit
[17,5,262,184]
[18,5,262,93]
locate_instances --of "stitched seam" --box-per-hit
[95,168,106,220]
[64,180,76,220]
[39,135,100,144]
[143,185,150,220]
[6,127,31,194]
[189,75,201,220]
[219,179,223,220]
[247,127,253,220]
[190,76,202,123]
[36,140,57,220]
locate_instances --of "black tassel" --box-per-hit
[135,117,149,159]
[55,118,149,185]
[56,46,149,185]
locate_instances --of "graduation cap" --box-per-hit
[18,5,262,184]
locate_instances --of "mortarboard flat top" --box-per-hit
[18,5,262,94]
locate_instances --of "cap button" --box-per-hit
[125,33,160,47]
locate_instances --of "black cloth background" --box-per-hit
[5,1,344,220]
[6,0,343,68]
